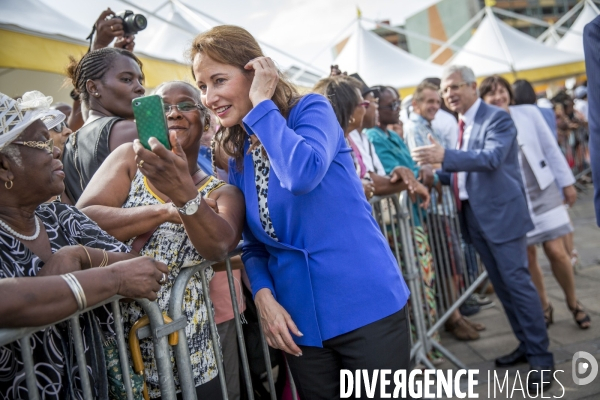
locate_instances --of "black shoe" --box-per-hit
[495,347,527,367]
[527,366,554,395]
[460,297,481,316]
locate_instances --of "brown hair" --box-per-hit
[313,75,362,132]
[188,25,299,165]
[66,48,143,107]
[479,75,514,104]
[413,82,440,102]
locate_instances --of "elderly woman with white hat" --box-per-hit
[0,90,168,399]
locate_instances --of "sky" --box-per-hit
[39,0,441,74]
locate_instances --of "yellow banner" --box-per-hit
[0,29,192,88]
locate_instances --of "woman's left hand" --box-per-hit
[244,57,279,107]
[411,181,431,210]
[133,132,198,207]
[390,166,417,193]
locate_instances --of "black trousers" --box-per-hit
[286,306,411,400]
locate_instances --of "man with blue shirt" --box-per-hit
[412,65,554,393]
[404,81,448,153]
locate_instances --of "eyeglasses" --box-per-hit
[440,82,469,95]
[12,139,54,154]
[359,101,370,108]
[51,121,67,133]
[163,102,201,113]
[379,100,400,111]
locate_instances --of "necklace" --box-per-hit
[0,216,41,241]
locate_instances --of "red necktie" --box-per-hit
[453,119,465,211]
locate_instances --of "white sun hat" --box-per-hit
[0,90,65,151]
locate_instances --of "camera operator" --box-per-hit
[69,8,137,131]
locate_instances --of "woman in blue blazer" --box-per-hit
[190,26,411,397]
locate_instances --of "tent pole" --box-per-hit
[485,7,516,74]
[363,17,509,66]
[492,7,572,35]
[171,0,214,31]
[536,0,585,42]
[163,0,327,75]
[290,19,355,81]
[151,1,169,14]
[587,0,600,15]
[116,0,326,76]
[426,8,486,63]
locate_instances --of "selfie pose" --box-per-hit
[191,25,411,399]
[77,81,245,398]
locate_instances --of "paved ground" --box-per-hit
[436,185,600,400]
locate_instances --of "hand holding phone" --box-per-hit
[132,95,171,151]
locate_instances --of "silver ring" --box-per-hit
[160,273,166,284]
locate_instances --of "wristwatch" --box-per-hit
[173,193,201,215]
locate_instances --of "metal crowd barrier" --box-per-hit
[0,246,299,400]
[369,186,488,370]
[2,187,489,399]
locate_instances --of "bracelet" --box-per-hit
[78,244,93,268]
[98,249,109,268]
[61,273,87,311]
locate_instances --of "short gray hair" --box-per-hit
[442,65,476,84]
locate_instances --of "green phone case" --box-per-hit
[132,95,171,151]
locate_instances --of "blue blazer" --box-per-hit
[229,94,409,347]
[584,16,600,226]
[437,102,533,244]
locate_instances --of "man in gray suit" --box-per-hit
[584,16,600,226]
[412,65,553,392]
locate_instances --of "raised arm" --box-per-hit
[442,111,517,172]
[128,134,245,260]
[77,143,178,241]
[243,95,342,195]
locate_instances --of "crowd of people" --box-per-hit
[0,7,594,400]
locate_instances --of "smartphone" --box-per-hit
[132,95,171,151]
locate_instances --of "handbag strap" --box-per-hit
[131,170,209,253]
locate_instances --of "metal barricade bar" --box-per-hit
[369,186,489,371]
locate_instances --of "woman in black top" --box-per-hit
[0,91,167,399]
[62,47,145,202]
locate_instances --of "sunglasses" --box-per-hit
[12,139,54,154]
[163,102,201,113]
[51,121,67,133]
[379,100,400,111]
[359,101,370,108]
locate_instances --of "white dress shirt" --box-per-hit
[349,129,386,176]
[457,98,482,200]
[432,109,459,149]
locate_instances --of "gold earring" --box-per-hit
[94,93,99,97]
[204,124,209,132]
[349,117,355,124]
[5,180,13,190]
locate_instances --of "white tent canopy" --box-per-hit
[0,0,323,102]
[448,9,583,77]
[555,0,600,56]
[333,22,443,89]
